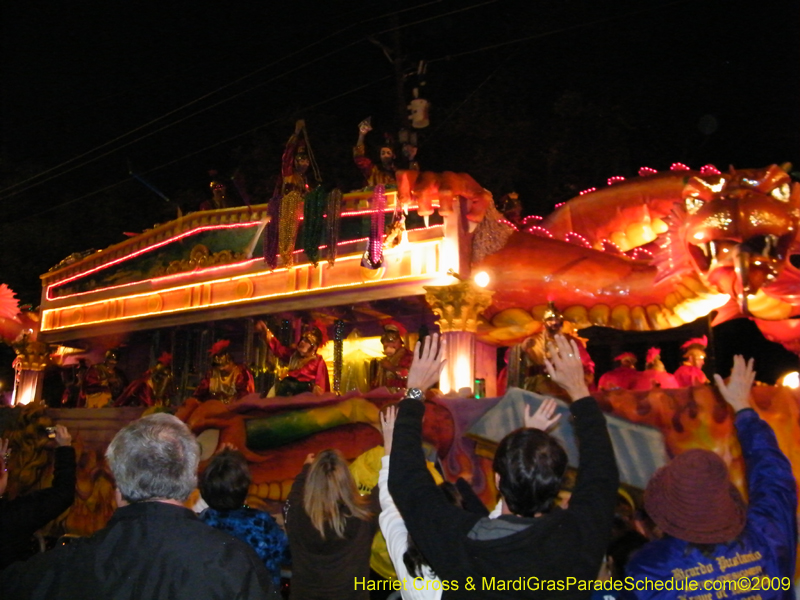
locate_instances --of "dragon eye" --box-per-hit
[771,183,791,202]
[685,195,704,215]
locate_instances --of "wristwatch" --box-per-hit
[405,387,424,401]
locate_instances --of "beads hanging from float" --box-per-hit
[333,320,345,394]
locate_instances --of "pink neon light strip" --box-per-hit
[48,204,439,297]
[48,225,444,301]
[628,248,653,259]
[526,226,553,238]
[48,221,260,292]
[564,232,591,247]
[42,244,445,331]
[497,219,519,231]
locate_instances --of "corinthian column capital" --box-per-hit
[423,281,494,333]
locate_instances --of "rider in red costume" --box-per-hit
[598,351,639,391]
[262,323,330,396]
[192,340,255,404]
[371,320,413,391]
[114,352,174,407]
[632,347,679,391]
[673,336,709,387]
[80,349,128,408]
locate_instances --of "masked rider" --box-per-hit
[371,320,413,392]
[263,323,330,396]
[80,349,128,408]
[193,340,255,404]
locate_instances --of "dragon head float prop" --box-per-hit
[473,164,800,353]
[669,164,800,313]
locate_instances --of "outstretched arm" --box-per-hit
[0,428,76,536]
[546,337,618,569]
[380,405,397,457]
[720,356,796,576]
[388,335,477,579]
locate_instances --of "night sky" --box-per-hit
[1,0,799,380]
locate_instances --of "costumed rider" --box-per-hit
[673,335,709,387]
[370,320,413,392]
[523,302,595,398]
[200,170,231,211]
[114,352,174,407]
[192,340,255,404]
[263,322,330,396]
[598,351,639,391]
[353,118,418,188]
[80,349,128,408]
[632,347,679,391]
[280,119,316,196]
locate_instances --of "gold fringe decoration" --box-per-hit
[278,191,303,267]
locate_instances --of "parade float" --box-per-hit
[1,157,799,563]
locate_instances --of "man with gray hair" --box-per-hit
[0,413,274,599]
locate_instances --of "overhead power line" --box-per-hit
[3,0,691,218]
[0,0,459,201]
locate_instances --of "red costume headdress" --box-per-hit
[209,340,231,357]
[302,321,328,349]
[646,347,662,365]
[614,351,637,364]
[681,335,708,351]
[379,318,407,339]
[157,352,172,366]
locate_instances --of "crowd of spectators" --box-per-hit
[0,336,795,600]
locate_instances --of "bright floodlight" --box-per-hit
[780,371,799,388]
[474,271,490,288]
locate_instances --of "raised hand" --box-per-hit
[54,425,72,447]
[524,398,562,432]
[543,335,591,401]
[406,334,446,392]
[380,405,398,456]
[358,117,373,135]
[713,355,755,413]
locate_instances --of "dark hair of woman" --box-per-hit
[199,448,251,510]
[403,481,464,578]
[493,428,567,517]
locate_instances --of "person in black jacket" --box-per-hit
[389,334,619,599]
[0,413,273,600]
[0,424,76,570]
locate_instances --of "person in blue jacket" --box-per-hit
[624,355,797,600]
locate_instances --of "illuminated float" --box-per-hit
[1,162,799,548]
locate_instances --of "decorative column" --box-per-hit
[424,281,494,394]
[11,338,49,405]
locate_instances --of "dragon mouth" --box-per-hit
[690,233,793,302]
